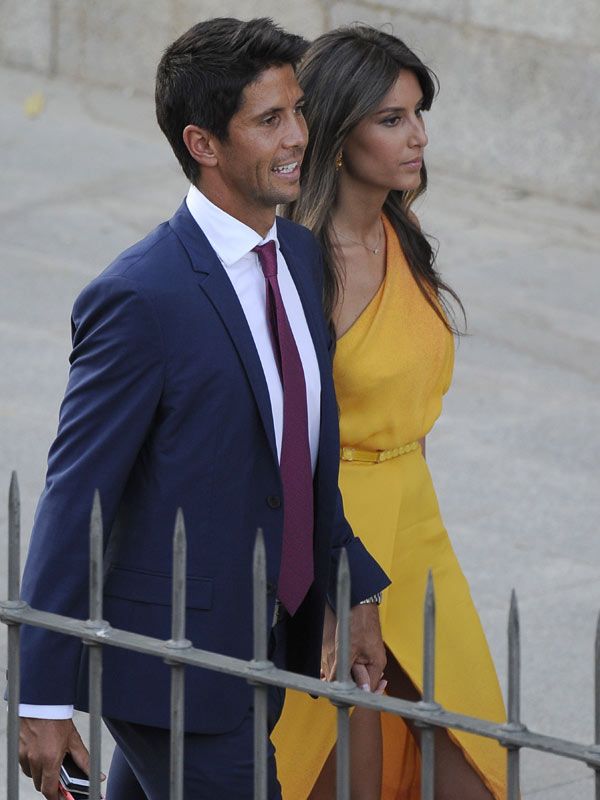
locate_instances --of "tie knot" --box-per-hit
[253,240,278,279]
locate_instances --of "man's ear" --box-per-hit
[182,125,219,168]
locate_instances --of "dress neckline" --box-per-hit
[336,216,391,344]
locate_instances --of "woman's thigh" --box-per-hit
[384,651,493,800]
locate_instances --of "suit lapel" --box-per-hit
[277,224,337,478]
[277,226,330,386]
[169,202,278,462]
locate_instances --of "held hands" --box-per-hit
[19,718,97,800]
[321,602,387,694]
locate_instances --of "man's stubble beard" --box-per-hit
[253,183,301,212]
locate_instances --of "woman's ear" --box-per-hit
[182,125,218,168]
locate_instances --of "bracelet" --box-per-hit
[359,592,382,605]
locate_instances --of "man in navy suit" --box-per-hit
[17,17,389,799]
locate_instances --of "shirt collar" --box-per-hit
[186,184,278,267]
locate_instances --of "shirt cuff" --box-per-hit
[19,704,74,719]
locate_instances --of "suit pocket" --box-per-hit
[104,565,213,610]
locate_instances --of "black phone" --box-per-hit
[59,753,90,799]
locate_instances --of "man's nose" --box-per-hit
[282,113,308,151]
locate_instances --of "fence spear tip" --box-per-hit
[426,568,434,591]
[253,528,266,563]
[9,471,20,516]
[338,545,349,573]
[173,507,186,541]
[9,469,19,494]
[91,488,102,516]
[424,568,435,613]
[89,489,103,542]
[509,589,519,617]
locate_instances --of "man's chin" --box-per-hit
[267,185,301,208]
[250,183,301,214]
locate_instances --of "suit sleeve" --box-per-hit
[328,488,390,609]
[18,275,165,704]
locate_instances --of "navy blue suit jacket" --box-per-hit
[19,201,389,734]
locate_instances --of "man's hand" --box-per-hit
[321,602,387,692]
[19,718,90,800]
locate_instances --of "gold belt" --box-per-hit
[340,441,420,464]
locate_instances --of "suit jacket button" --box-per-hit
[266,495,281,509]
[266,582,276,595]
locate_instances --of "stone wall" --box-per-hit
[1,0,598,207]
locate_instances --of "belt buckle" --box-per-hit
[341,447,354,461]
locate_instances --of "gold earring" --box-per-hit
[335,151,343,171]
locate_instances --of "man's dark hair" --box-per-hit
[156,17,308,183]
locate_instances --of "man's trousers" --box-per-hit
[104,617,288,799]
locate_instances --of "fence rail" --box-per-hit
[2,471,600,799]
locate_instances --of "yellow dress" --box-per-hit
[272,216,507,799]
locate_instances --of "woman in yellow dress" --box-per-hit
[273,26,507,799]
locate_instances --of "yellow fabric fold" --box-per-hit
[273,217,506,799]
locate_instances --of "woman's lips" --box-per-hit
[401,158,422,170]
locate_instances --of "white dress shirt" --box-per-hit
[186,185,321,470]
[20,185,322,719]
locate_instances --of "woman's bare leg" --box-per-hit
[309,647,494,800]
[384,650,494,800]
[308,706,382,800]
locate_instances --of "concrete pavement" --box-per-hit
[1,65,599,798]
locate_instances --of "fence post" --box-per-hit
[5,473,600,800]
[6,472,25,800]
[595,612,600,799]
[252,528,270,800]
[335,548,352,800]
[165,509,191,800]
[418,570,439,800]
[505,590,524,800]
[85,490,106,800]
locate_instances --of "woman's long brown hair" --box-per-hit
[286,25,465,334]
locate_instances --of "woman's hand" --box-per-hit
[320,602,387,694]
[320,601,338,681]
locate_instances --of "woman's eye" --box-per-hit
[295,104,305,115]
[382,116,401,127]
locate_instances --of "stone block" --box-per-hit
[80,1,180,94]
[330,4,600,208]
[0,0,53,73]
[469,0,600,50]
[55,0,85,79]
[354,0,469,25]
[176,0,327,40]
[330,2,441,63]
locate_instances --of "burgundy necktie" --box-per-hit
[253,240,314,615]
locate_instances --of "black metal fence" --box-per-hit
[2,471,600,799]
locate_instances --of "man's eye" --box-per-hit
[263,115,277,125]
